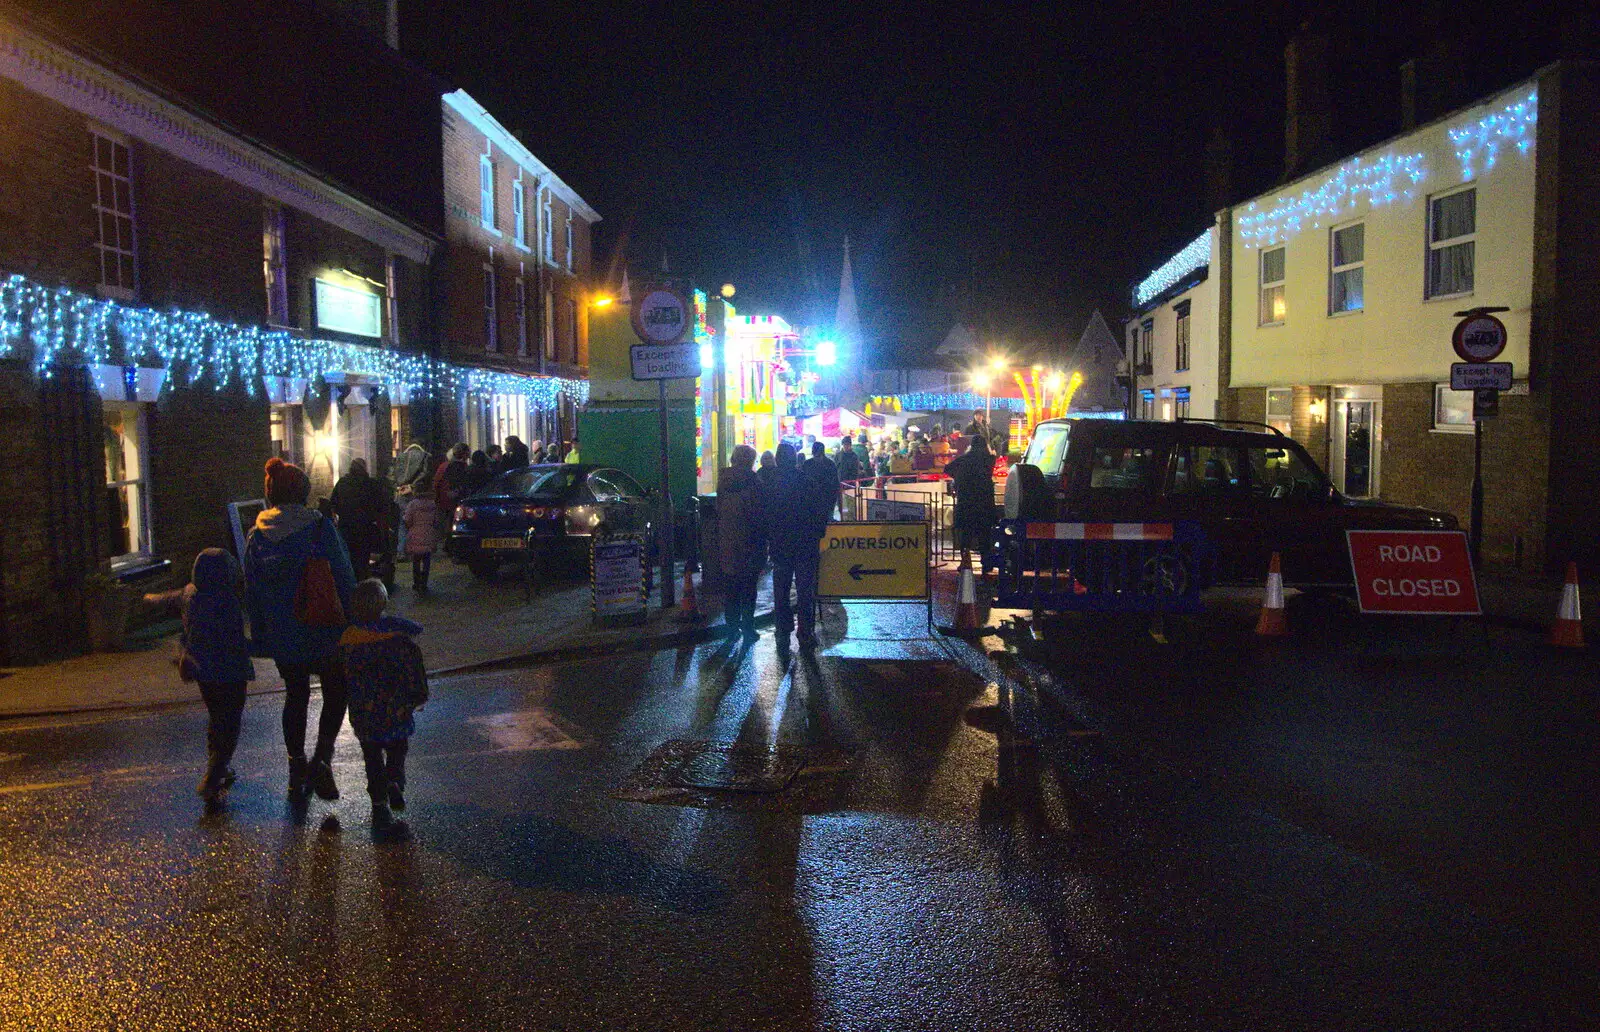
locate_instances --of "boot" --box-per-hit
[307,757,340,801]
[387,783,406,812]
[371,802,408,840]
[287,754,309,798]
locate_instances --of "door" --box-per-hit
[1331,399,1380,498]
[1246,441,1346,585]
[1165,443,1262,582]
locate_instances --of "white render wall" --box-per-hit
[1132,224,1221,419]
[1229,80,1537,388]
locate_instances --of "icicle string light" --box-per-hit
[0,273,587,408]
[1449,90,1537,181]
[1133,231,1211,307]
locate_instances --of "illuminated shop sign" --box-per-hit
[313,278,382,338]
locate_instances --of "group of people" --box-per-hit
[146,457,429,836]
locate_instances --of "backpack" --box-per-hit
[293,518,347,627]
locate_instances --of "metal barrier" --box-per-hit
[840,475,961,564]
[987,520,1210,614]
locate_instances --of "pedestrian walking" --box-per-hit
[143,548,255,812]
[331,458,383,582]
[717,444,767,643]
[944,433,997,569]
[766,442,824,650]
[340,579,428,838]
[402,491,440,593]
[245,457,356,802]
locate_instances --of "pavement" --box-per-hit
[0,559,774,718]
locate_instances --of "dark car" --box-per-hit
[445,463,654,579]
[1004,418,1456,588]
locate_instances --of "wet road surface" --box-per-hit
[0,601,1588,1030]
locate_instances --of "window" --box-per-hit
[1428,188,1475,298]
[1245,445,1326,501]
[512,179,527,248]
[270,403,304,466]
[1089,446,1160,491]
[103,403,150,558]
[1329,223,1364,313]
[1022,423,1070,475]
[483,261,498,352]
[263,203,289,325]
[565,297,579,363]
[1137,319,1153,373]
[1174,300,1191,372]
[565,215,574,272]
[1434,385,1474,432]
[1170,445,1244,494]
[1265,387,1293,436]
[1260,247,1286,324]
[385,255,401,344]
[92,131,137,297]
[515,272,528,356]
[540,191,553,261]
[479,154,496,230]
[1138,389,1155,420]
[1174,387,1190,420]
[543,288,556,360]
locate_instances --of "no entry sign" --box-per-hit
[1346,530,1480,615]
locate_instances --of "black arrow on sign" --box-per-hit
[849,564,896,581]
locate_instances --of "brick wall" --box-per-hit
[0,79,99,290]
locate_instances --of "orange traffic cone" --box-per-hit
[954,566,982,631]
[679,566,699,615]
[1550,561,1583,648]
[1255,552,1289,637]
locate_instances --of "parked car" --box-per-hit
[1004,418,1456,588]
[446,464,654,580]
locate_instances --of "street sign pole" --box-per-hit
[632,285,696,610]
[1452,306,1510,568]
[657,376,675,608]
[1471,417,1483,565]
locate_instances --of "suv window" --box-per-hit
[1090,446,1160,491]
[1170,445,1246,495]
[586,471,623,502]
[1023,424,1070,475]
[1245,445,1326,500]
[608,470,648,499]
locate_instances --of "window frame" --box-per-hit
[565,296,579,364]
[1433,384,1475,433]
[102,401,153,559]
[1329,221,1365,315]
[479,154,498,233]
[540,191,554,263]
[512,178,528,250]
[91,129,138,300]
[1265,387,1293,436]
[1426,186,1476,301]
[384,254,400,344]
[1259,246,1286,325]
[483,258,498,352]
[263,202,289,326]
[1174,300,1191,372]
[564,214,574,272]
[543,288,556,361]
[515,271,529,357]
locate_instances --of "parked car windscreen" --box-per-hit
[475,466,585,500]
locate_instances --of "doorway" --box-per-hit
[1331,397,1380,498]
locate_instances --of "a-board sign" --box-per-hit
[864,498,929,522]
[817,521,929,600]
[630,342,700,380]
[1450,362,1513,391]
[227,498,267,558]
[1346,530,1480,615]
[592,536,647,624]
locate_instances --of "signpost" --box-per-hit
[1346,530,1481,615]
[1452,306,1511,565]
[817,521,931,601]
[631,285,693,608]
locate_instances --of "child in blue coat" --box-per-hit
[145,548,256,810]
[339,579,428,837]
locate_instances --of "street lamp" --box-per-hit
[971,369,994,426]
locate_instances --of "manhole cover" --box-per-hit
[674,743,804,793]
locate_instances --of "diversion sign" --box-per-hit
[1346,530,1480,615]
[817,521,930,600]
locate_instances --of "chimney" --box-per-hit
[1203,128,1233,215]
[1400,59,1418,130]
[386,0,400,49]
[1283,24,1331,179]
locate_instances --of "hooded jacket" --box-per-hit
[179,549,255,684]
[244,504,356,664]
[716,465,768,577]
[339,615,427,743]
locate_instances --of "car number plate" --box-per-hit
[480,537,525,550]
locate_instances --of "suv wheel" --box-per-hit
[1137,554,1189,597]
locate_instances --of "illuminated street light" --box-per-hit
[815,339,838,366]
[591,295,614,308]
[988,354,1007,373]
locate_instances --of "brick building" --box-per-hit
[0,11,439,663]
[440,90,598,455]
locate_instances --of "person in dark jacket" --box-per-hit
[392,442,431,496]
[716,444,767,643]
[330,458,383,581]
[765,442,824,649]
[465,450,493,493]
[503,436,531,471]
[433,444,471,523]
[756,450,780,491]
[485,444,505,476]
[245,458,357,802]
[144,548,256,810]
[804,440,840,519]
[944,433,996,569]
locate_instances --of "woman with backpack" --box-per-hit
[245,457,358,803]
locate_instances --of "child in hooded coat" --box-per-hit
[340,579,428,836]
[145,548,256,809]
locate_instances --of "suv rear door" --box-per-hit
[1163,441,1264,581]
[1241,440,1347,584]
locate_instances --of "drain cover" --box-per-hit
[674,743,804,793]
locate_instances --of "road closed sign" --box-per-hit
[817,521,929,600]
[1346,530,1480,615]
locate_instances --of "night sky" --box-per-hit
[401,0,1580,359]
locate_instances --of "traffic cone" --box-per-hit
[1550,561,1583,648]
[954,566,982,631]
[1255,552,1289,637]
[679,565,699,615]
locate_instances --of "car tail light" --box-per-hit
[455,505,474,522]
[525,506,546,518]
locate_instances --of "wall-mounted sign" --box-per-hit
[313,278,382,338]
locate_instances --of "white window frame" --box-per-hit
[103,401,152,559]
[1174,300,1191,372]
[1329,221,1365,315]
[1433,384,1475,433]
[1426,186,1476,301]
[543,288,556,360]
[512,178,528,250]
[540,190,554,263]
[565,296,579,364]
[91,129,137,299]
[263,202,289,326]
[483,257,498,352]
[384,254,400,344]
[565,213,574,272]
[1260,247,1286,325]
[1265,387,1293,436]
[515,269,528,357]
[479,153,498,233]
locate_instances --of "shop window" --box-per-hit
[1427,187,1475,299]
[1330,222,1364,313]
[92,130,137,299]
[1434,385,1474,432]
[1260,247,1286,324]
[1174,389,1190,420]
[1265,387,1293,435]
[103,403,150,558]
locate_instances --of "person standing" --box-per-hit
[340,579,429,838]
[944,434,997,570]
[402,490,440,593]
[964,409,988,438]
[805,439,841,520]
[393,442,431,497]
[485,443,505,476]
[433,444,471,526]
[245,458,356,802]
[564,437,582,463]
[503,436,531,471]
[716,444,767,643]
[464,450,492,494]
[756,449,780,491]
[766,442,824,650]
[330,458,382,582]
